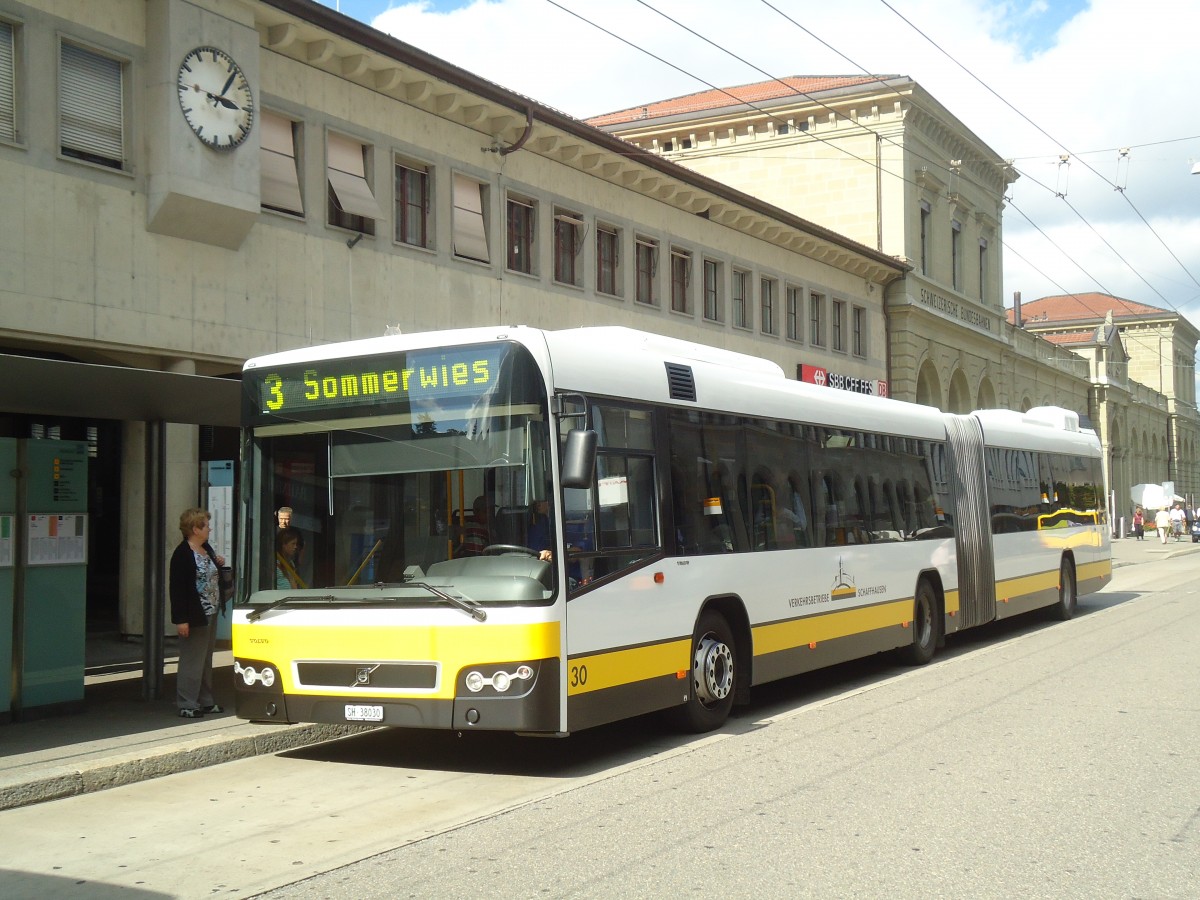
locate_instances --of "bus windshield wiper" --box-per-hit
[246,585,487,623]
[399,582,487,622]
[246,594,339,622]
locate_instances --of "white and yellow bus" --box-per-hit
[232,326,1111,734]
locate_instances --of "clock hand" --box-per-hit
[205,92,240,110]
[220,70,237,98]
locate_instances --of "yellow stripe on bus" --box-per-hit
[753,599,915,656]
[995,569,1058,601]
[570,597,929,697]
[567,639,691,696]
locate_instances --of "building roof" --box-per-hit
[1043,330,1101,346]
[1009,293,1167,326]
[585,76,893,127]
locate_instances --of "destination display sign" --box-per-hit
[250,344,506,420]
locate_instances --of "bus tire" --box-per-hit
[1050,558,1077,621]
[902,579,939,666]
[674,610,736,733]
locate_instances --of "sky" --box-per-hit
[314,0,1200,331]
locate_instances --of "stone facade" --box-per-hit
[0,0,903,636]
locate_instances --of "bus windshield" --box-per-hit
[240,341,555,604]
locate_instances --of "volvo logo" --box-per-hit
[354,665,378,687]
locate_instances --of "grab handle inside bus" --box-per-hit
[562,429,598,489]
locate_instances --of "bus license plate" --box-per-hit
[345,704,383,722]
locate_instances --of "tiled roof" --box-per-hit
[1007,292,1166,325]
[586,75,892,127]
[1042,331,1099,346]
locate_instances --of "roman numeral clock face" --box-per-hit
[177,47,254,150]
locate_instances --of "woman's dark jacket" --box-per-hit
[169,539,218,626]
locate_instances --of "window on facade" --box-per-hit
[786,285,803,341]
[703,259,722,322]
[832,300,846,351]
[670,249,691,313]
[327,131,382,234]
[951,219,962,292]
[553,209,583,286]
[60,41,125,170]
[919,200,931,276]
[853,305,866,356]
[978,237,989,302]
[732,269,749,329]
[1,21,16,143]
[596,225,620,296]
[506,196,535,274]
[394,158,431,248]
[260,111,303,216]
[810,291,825,347]
[635,237,657,305]
[761,277,776,335]
[452,173,489,262]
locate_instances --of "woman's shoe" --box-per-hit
[202,704,224,714]
[178,708,204,718]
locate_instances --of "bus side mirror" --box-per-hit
[561,429,597,489]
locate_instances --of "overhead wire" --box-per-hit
[753,0,1199,361]
[542,0,1196,370]
[874,0,1200,294]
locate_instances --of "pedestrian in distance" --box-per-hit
[1132,507,1144,540]
[169,507,225,718]
[1169,503,1185,542]
[1154,506,1171,545]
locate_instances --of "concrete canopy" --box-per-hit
[0,355,241,427]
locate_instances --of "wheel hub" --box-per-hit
[693,635,733,705]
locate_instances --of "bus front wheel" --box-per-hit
[674,611,736,733]
[902,579,939,666]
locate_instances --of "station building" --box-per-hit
[587,78,1198,518]
[0,0,904,718]
[1010,293,1200,504]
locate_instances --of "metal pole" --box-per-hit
[142,421,166,700]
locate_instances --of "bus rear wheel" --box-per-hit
[674,611,736,733]
[901,579,938,666]
[1050,558,1077,621]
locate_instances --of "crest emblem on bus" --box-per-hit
[831,558,857,601]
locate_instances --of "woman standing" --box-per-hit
[169,508,225,718]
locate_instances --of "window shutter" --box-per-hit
[0,23,14,143]
[326,131,383,219]
[59,42,123,163]
[453,173,489,262]
[260,111,303,214]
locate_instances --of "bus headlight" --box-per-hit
[234,660,278,689]
[461,664,536,694]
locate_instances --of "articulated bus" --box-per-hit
[232,326,1111,734]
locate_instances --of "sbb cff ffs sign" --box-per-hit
[797,364,887,397]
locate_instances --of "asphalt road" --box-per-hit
[1,551,1197,900]
[261,554,1200,899]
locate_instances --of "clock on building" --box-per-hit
[176,46,254,150]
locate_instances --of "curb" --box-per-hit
[0,722,375,812]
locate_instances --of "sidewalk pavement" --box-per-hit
[2,534,1197,813]
[0,650,371,812]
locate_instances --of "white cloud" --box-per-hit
[370,0,1200,320]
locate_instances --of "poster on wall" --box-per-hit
[0,514,12,567]
[26,513,88,566]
